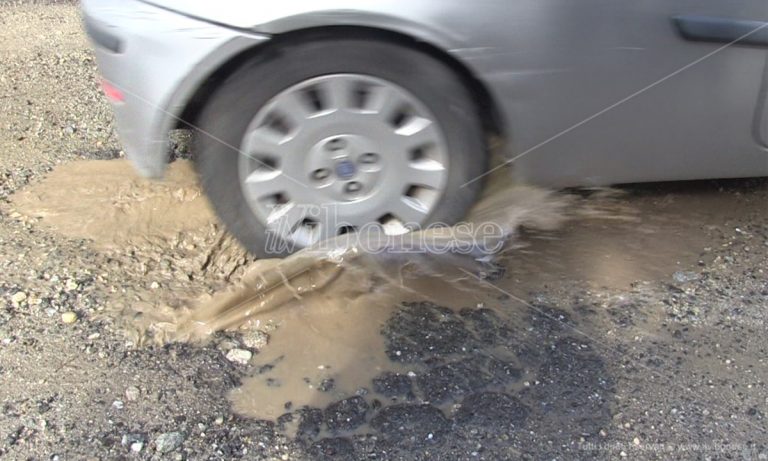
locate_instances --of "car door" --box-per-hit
[756,47,768,149]
[673,13,768,162]
[445,0,768,186]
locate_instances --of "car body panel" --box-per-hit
[143,0,465,49]
[81,0,269,177]
[85,0,768,185]
[758,58,768,148]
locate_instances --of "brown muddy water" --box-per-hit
[9,159,755,428]
[11,159,215,248]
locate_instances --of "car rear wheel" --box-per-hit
[195,38,487,257]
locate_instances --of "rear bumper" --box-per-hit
[81,0,270,178]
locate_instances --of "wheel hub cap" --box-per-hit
[238,74,449,248]
[334,159,356,180]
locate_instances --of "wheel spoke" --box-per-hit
[368,85,402,120]
[320,77,350,111]
[244,170,290,198]
[394,117,441,151]
[273,91,313,126]
[243,127,289,157]
[317,206,346,240]
[264,201,307,233]
[291,220,322,247]
[389,198,430,226]
[406,162,446,189]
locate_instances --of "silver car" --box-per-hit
[81,0,768,256]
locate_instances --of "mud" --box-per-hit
[122,179,570,422]
[7,158,768,458]
[227,258,501,423]
[501,183,752,291]
[10,159,574,424]
[11,159,216,248]
[11,159,754,431]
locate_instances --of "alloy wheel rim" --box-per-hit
[238,74,449,247]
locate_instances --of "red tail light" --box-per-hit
[101,78,125,103]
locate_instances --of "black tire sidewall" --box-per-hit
[196,38,486,257]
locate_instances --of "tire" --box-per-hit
[195,37,487,257]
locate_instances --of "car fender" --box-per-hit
[141,0,465,50]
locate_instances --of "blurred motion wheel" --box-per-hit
[196,38,487,256]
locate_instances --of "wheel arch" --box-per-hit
[176,26,506,142]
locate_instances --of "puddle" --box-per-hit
[229,259,490,422]
[9,158,253,289]
[500,182,765,292]
[11,158,761,435]
[123,182,570,422]
[10,159,216,248]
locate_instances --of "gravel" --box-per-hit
[1,3,767,460]
[226,348,253,365]
[241,329,270,350]
[155,431,185,453]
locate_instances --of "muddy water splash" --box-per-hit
[5,160,603,421]
[134,183,569,335]
[137,183,571,419]
[13,158,732,425]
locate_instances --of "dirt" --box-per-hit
[1,2,767,460]
[10,155,571,424]
[12,159,215,248]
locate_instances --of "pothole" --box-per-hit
[9,158,745,440]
